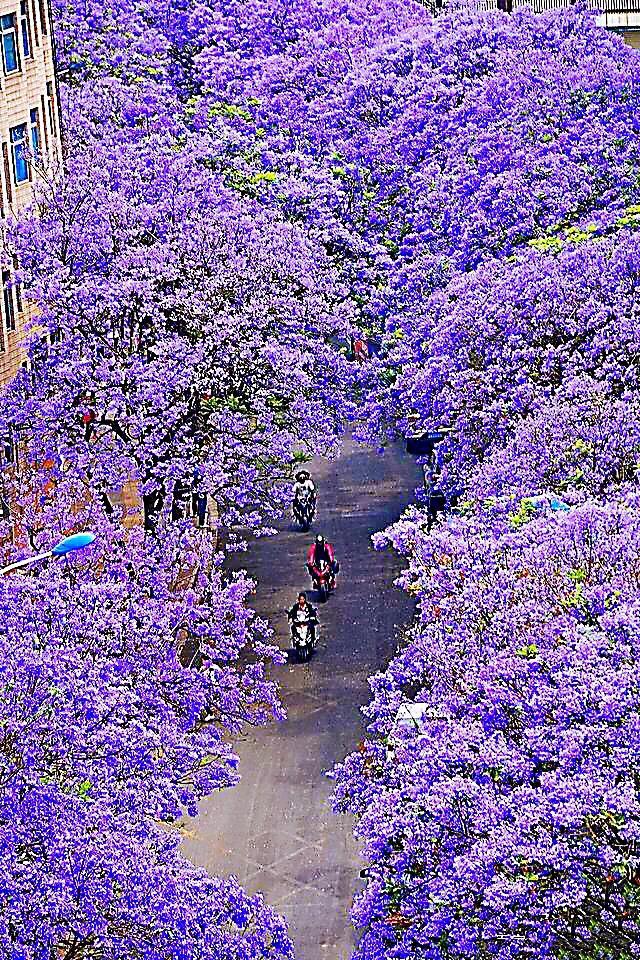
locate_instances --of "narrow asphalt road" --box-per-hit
[182,434,421,959]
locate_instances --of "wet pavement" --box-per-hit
[182,434,421,960]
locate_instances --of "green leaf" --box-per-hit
[516,643,538,659]
[77,779,92,799]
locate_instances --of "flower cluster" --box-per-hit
[335,497,640,957]
[5,0,640,955]
[0,550,292,958]
[0,1,357,956]
[313,6,640,960]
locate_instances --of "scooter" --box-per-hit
[293,488,316,531]
[309,559,336,603]
[289,616,316,661]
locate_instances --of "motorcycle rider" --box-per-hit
[307,534,339,583]
[293,470,316,506]
[292,469,317,529]
[287,592,319,646]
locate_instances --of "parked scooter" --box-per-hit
[292,471,316,531]
[287,593,319,661]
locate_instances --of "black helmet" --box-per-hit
[296,470,309,482]
[315,534,325,547]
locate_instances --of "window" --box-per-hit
[1,14,20,74]
[3,270,16,332]
[37,0,47,35]
[2,143,12,206]
[39,93,49,152]
[29,107,40,160]
[46,81,57,140]
[20,2,32,59]
[10,124,28,184]
[12,257,22,314]
[1,434,16,465]
[29,0,39,47]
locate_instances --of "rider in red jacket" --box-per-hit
[307,535,337,578]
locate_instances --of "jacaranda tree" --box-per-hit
[0,551,292,958]
[316,6,640,960]
[4,0,640,957]
[0,0,352,957]
[335,496,640,958]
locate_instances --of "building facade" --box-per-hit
[0,0,59,385]
[435,0,640,44]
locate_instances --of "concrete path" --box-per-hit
[182,434,421,959]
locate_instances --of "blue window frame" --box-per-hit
[20,2,31,59]
[1,14,19,74]
[3,270,16,333]
[10,124,28,184]
[29,107,40,159]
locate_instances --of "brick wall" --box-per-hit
[0,0,59,385]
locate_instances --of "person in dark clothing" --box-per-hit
[287,592,319,645]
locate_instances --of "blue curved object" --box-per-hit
[51,531,96,557]
[530,495,570,513]
[549,498,570,512]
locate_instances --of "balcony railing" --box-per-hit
[432,0,640,19]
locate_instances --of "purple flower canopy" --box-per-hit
[2,0,640,957]
[1,0,355,956]
[297,5,640,959]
